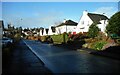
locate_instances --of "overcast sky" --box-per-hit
[1,2,118,28]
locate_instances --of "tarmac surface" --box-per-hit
[2,40,52,75]
[24,39,120,73]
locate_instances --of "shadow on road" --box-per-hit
[2,40,53,75]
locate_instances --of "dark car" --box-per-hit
[2,37,13,48]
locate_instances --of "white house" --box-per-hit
[39,27,44,36]
[55,19,78,34]
[76,11,109,33]
[43,28,49,36]
[48,26,57,35]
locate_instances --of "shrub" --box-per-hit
[92,41,107,50]
[85,38,98,43]
[41,36,47,42]
[88,23,100,38]
[116,38,120,45]
[106,11,120,36]
[82,43,88,48]
[14,33,21,43]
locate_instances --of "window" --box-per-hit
[80,27,85,29]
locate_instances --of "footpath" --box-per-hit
[2,40,52,75]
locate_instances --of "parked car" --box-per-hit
[2,37,13,48]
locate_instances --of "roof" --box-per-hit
[56,20,78,27]
[40,27,44,30]
[88,13,109,24]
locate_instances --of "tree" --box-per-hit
[106,11,120,36]
[88,23,100,38]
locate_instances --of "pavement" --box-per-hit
[2,40,52,75]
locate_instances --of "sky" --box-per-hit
[1,2,118,28]
[1,0,120,2]
[118,1,120,11]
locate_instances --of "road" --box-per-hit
[24,39,120,73]
[2,40,52,74]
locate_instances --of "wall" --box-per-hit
[97,20,108,33]
[76,12,93,33]
[48,26,57,35]
[56,25,76,34]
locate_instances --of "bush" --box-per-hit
[85,38,98,43]
[82,43,88,48]
[116,38,120,45]
[83,40,107,50]
[40,36,47,42]
[92,41,107,50]
[68,32,88,41]
[106,11,120,36]
[14,33,21,43]
[88,23,100,38]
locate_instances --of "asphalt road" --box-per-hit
[2,40,52,74]
[24,39,120,73]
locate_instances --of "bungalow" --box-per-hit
[39,27,44,36]
[76,11,109,33]
[43,28,49,36]
[48,26,57,35]
[55,19,78,34]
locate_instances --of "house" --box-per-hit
[48,26,57,35]
[39,27,44,36]
[55,19,78,34]
[43,28,49,36]
[76,11,109,33]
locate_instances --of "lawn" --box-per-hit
[50,34,69,44]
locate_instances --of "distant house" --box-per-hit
[76,11,109,33]
[55,19,78,34]
[43,28,49,36]
[39,27,44,36]
[48,26,57,35]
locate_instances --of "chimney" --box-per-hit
[63,19,67,23]
[83,10,88,15]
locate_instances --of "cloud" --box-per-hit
[93,7,118,18]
